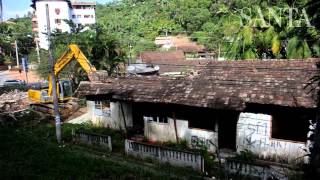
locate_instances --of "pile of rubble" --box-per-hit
[0,90,30,113]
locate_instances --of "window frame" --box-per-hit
[94,100,111,117]
[144,116,168,124]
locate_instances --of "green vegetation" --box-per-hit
[96,0,320,60]
[231,149,256,163]
[0,17,35,65]
[36,22,125,86]
[0,114,202,179]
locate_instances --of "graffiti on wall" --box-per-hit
[237,113,307,163]
[239,121,285,150]
[191,135,216,150]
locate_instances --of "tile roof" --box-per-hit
[140,51,185,63]
[77,59,319,110]
[144,59,211,74]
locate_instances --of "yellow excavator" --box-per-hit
[28,44,97,116]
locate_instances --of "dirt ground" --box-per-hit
[6,69,43,83]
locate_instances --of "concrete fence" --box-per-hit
[125,139,204,172]
[72,129,112,152]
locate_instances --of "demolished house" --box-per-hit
[75,58,319,165]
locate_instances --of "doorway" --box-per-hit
[218,111,240,151]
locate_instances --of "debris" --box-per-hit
[88,70,109,81]
[0,89,31,113]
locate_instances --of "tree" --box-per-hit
[0,17,35,65]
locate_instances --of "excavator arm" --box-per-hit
[48,44,96,96]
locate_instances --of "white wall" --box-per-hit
[35,1,71,49]
[34,1,96,49]
[87,100,133,130]
[71,8,96,25]
[144,118,218,152]
[236,112,307,164]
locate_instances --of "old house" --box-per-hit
[154,35,212,59]
[76,59,319,165]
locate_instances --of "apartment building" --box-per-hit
[31,0,96,49]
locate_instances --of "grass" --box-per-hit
[0,114,202,179]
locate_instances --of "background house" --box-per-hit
[76,58,319,164]
[154,35,213,59]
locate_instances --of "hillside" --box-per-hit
[95,0,320,60]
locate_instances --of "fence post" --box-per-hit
[158,147,161,160]
[71,129,75,142]
[124,139,129,154]
[108,136,112,152]
[201,155,205,173]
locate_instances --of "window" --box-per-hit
[72,15,76,18]
[77,15,81,18]
[56,28,62,33]
[189,118,216,131]
[271,113,309,142]
[91,15,94,18]
[144,116,168,123]
[55,19,61,24]
[72,5,81,9]
[94,100,111,117]
[84,15,90,18]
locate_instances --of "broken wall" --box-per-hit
[236,112,307,164]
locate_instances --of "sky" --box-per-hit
[2,0,112,20]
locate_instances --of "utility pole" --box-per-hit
[22,56,29,83]
[46,4,61,144]
[128,43,132,65]
[15,40,19,67]
[36,40,41,63]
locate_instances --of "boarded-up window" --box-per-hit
[94,100,111,117]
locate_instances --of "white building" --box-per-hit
[32,0,96,49]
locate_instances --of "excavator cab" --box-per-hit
[58,80,73,101]
[28,79,73,103]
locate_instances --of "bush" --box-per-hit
[233,149,256,162]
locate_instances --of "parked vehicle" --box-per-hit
[3,80,26,87]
